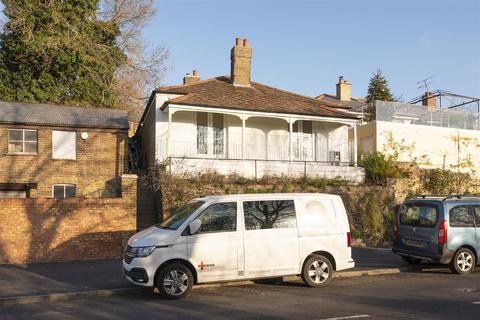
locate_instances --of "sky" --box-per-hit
[145,0,480,102]
[0,0,478,102]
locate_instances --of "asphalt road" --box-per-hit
[1,270,480,320]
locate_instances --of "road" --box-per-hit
[1,270,479,320]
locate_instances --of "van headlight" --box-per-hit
[130,246,156,257]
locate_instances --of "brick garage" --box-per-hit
[0,175,137,264]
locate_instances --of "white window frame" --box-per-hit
[8,129,38,154]
[52,184,76,198]
[52,130,76,160]
[195,112,226,158]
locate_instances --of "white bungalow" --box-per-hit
[136,38,365,183]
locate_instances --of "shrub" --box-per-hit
[359,152,404,186]
[422,168,474,195]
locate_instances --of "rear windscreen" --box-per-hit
[399,203,439,228]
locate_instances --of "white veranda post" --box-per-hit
[353,124,358,166]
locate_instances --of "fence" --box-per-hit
[375,101,480,131]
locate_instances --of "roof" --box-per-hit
[195,193,341,202]
[155,77,358,120]
[315,94,367,110]
[0,101,129,130]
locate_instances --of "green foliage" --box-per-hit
[0,0,124,107]
[359,152,404,186]
[365,70,395,104]
[422,168,474,195]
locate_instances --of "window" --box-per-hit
[52,131,76,160]
[157,201,204,230]
[399,203,438,228]
[8,129,37,154]
[243,200,297,230]
[53,184,76,198]
[449,206,475,228]
[195,202,237,233]
[196,112,208,155]
[474,206,480,226]
[212,114,224,155]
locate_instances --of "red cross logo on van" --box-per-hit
[198,261,215,270]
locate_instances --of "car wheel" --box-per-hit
[301,254,333,287]
[156,263,193,299]
[450,248,476,275]
[402,256,422,265]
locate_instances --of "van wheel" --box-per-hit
[156,263,193,299]
[402,256,422,265]
[450,248,476,275]
[301,255,333,287]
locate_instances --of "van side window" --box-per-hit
[196,202,237,234]
[474,206,480,226]
[243,200,296,230]
[449,206,475,228]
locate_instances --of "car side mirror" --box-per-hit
[189,219,202,235]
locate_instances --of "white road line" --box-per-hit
[316,315,371,320]
[472,301,480,305]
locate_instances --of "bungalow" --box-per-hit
[136,38,365,183]
[0,101,130,198]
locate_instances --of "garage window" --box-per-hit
[52,131,76,160]
[53,184,76,198]
[8,129,38,154]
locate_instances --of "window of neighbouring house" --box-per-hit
[8,129,38,154]
[53,184,76,198]
[196,112,208,155]
[212,114,224,156]
[52,130,76,160]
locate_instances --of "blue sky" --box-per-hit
[146,0,480,101]
[0,0,478,102]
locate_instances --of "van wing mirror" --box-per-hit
[189,219,202,235]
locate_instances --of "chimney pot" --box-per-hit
[243,38,249,48]
[183,69,200,85]
[235,37,241,46]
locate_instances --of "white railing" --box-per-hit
[159,138,353,165]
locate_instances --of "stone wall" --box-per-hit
[0,174,137,264]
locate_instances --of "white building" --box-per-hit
[357,100,480,174]
[136,38,365,183]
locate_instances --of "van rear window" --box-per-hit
[399,203,438,228]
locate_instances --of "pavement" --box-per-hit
[0,247,414,305]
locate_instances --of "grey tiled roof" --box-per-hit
[0,101,129,129]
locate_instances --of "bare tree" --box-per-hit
[99,0,169,121]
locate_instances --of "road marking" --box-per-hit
[317,315,371,320]
[472,302,480,305]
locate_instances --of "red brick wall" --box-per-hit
[0,175,137,264]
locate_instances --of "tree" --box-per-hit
[365,69,395,104]
[0,0,167,113]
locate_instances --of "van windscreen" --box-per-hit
[399,203,439,228]
[156,201,204,230]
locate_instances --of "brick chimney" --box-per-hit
[422,91,436,110]
[183,69,200,85]
[230,37,252,87]
[336,76,351,101]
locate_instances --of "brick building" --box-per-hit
[0,101,129,198]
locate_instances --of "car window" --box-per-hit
[474,206,480,226]
[243,200,297,230]
[449,205,475,228]
[399,203,438,228]
[195,202,237,234]
[157,201,204,230]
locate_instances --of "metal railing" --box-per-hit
[157,135,353,165]
[375,101,480,131]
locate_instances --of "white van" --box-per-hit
[123,193,354,299]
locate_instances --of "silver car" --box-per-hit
[392,195,480,274]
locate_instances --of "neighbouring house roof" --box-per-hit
[154,76,359,120]
[315,93,367,110]
[0,101,130,130]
